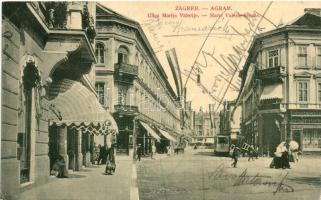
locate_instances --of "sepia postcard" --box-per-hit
[1,1,321,200]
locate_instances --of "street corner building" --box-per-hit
[93,3,187,157]
[1,2,118,199]
[235,8,321,156]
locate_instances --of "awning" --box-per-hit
[139,121,161,141]
[48,79,118,135]
[260,83,283,101]
[159,129,177,142]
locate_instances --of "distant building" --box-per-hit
[219,100,241,140]
[193,108,219,144]
[236,9,321,155]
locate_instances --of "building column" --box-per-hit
[84,133,91,167]
[90,135,95,163]
[75,130,83,171]
[58,126,68,172]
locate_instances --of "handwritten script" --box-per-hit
[207,164,294,195]
[233,168,294,195]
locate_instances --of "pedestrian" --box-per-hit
[97,144,103,165]
[51,155,68,178]
[281,142,291,169]
[137,144,142,161]
[167,145,172,156]
[248,145,255,161]
[194,144,197,150]
[151,143,156,159]
[231,147,239,168]
[254,145,259,159]
[289,140,299,162]
[105,143,116,175]
[101,145,108,164]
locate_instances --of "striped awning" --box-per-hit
[48,79,118,135]
[139,121,161,141]
[260,83,283,101]
[159,129,177,142]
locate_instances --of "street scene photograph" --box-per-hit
[1,1,321,200]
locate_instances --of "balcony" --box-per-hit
[114,104,139,116]
[257,66,286,84]
[114,63,138,84]
[29,2,96,42]
[115,63,138,76]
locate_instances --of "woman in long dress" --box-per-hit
[105,144,116,175]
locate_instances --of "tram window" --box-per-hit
[218,137,228,144]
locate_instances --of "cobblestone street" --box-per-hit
[137,149,321,200]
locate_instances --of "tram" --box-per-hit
[214,135,230,156]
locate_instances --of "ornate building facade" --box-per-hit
[192,108,219,144]
[1,2,117,199]
[94,4,182,155]
[236,9,321,156]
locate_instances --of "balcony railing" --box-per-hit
[29,2,96,41]
[283,103,321,109]
[114,63,138,77]
[114,104,139,115]
[257,66,286,83]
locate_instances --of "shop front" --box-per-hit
[289,110,321,152]
[137,121,161,155]
[48,79,118,172]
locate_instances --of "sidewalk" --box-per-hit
[20,156,134,200]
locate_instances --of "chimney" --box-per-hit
[304,8,321,16]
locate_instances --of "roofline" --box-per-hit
[96,3,178,99]
[236,24,321,105]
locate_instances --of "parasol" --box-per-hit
[289,140,299,151]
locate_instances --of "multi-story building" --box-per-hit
[94,4,182,155]
[193,108,219,144]
[219,100,241,140]
[1,2,117,199]
[236,9,321,156]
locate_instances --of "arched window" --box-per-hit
[95,43,105,64]
[118,46,129,64]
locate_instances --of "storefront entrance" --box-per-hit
[302,129,321,151]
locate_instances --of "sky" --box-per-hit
[99,1,321,112]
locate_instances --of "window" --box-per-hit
[297,81,309,102]
[268,49,279,68]
[317,47,321,67]
[118,46,129,64]
[298,46,307,67]
[95,43,105,64]
[95,83,105,105]
[19,61,41,183]
[318,83,321,102]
